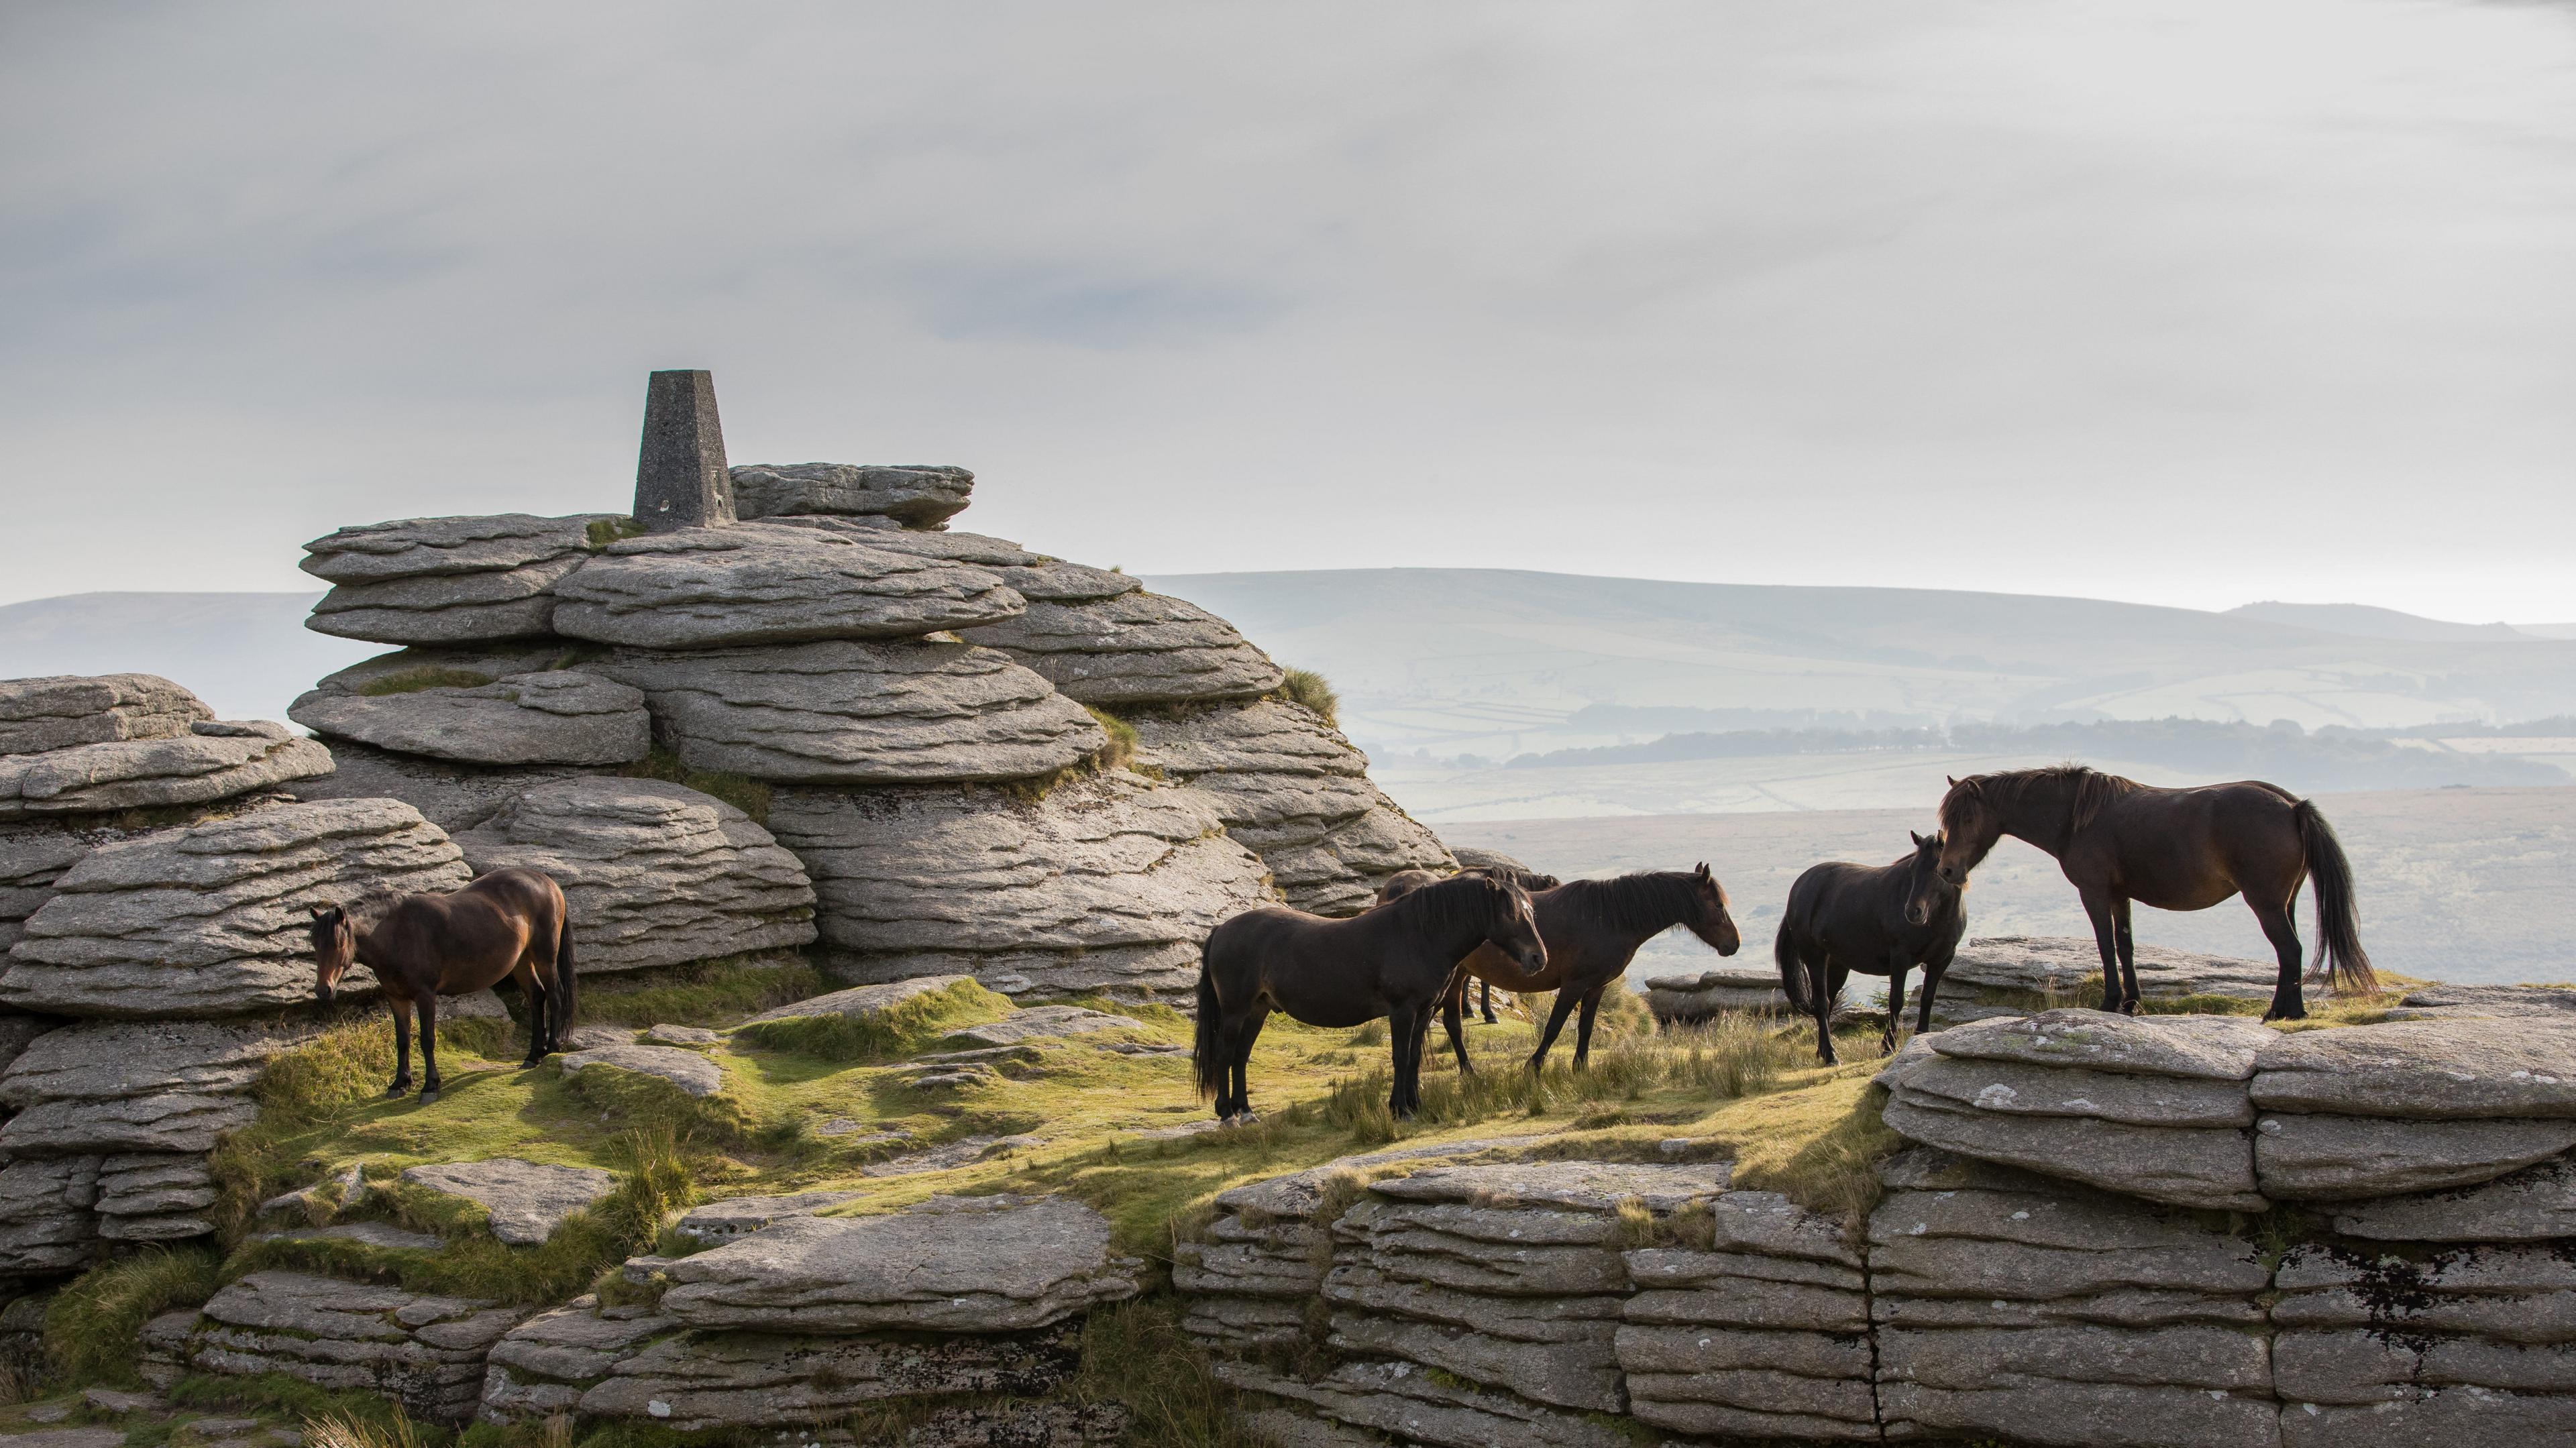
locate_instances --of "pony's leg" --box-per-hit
[2078,889,2125,1013]
[1228,1010,1269,1119]
[416,995,441,1101]
[1527,990,1582,1074]
[509,962,547,1067]
[1570,987,1605,1070]
[1479,978,1498,1025]
[1882,957,1909,1054]
[1406,1009,1436,1114]
[386,999,415,1097]
[1916,948,1953,1037]
[1808,955,1839,1066]
[2110,897,2141,1013]
[1388,1004,1424,1117]
[1440,974,1473,1074]
[2248,894,2307,1021]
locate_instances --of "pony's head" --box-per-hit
[309,902,356,1005]
[1682,861,1740,956]
[1479,873,1548,977]
[1935,775,2001,886]
[1903,831,1957,926]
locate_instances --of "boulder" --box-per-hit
[0,722,333,821]
[1927,1007,2273,1081]
[2328,1155,2576,1241]
[945,1005,1141,1048]
[588,638,1104,784]
[0,675,211,757]
[741,974,975,1026]
[549,523,1024,649]
[2253,1112,2576,1200]
[961,589,1285,706]
[2252,1017,2576,1119]
[643,1023,720,1046]
[290,655,650,767]
[2,830,97,954]
[1645,967,1792,1022]
[166,1269,532,1422]
[1935,936,2282,1013]
[0,1156,101,1278]
[398,1160,617,1245]
[766,772,1274,1001]
[654,1194,1139,1333]
[729,463,975,528]
[451,778,814,973]
[300,514,619,645]
[673,1190,867,1245]
[1,798,471,1017]
[0,1019,303,1159]
[558,1042,724,1098]
[1126,700,1451,915]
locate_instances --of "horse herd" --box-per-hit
[1192,765,2378,1121]
[298,765,2375,1117]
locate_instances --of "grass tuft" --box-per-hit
[1087,707,1139,772]
[1271,668,1339,727]
[584,517,647,550]
[44,1246,226,1386]
[620,744,772,824]
[571,955,821,1029]
[354,667,494,697]
[731,977,1010,1063]
[1071,1296,1257,1447]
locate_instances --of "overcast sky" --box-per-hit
[5,1,2573,620]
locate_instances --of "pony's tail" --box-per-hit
[553,908,578,1036]
[1774,920,1813,1014]
[2295,799,2377,997]
[1192,956,1225,1102]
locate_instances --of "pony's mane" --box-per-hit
[1559,871,1706,934]
[1946,765,2141,834]
[1387,871,1517,936]
[337,885,410,932]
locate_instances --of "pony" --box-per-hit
[1936,765,2373,1019]
[1774,831,1965,1064]
[1377,860,1561,1023]
[309,866,576,1102]
[1193,871,1546,1121]
[1415,864,1739,1075]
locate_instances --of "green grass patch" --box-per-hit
[44,1247,225,1386]
[620,745,773,824]
[1071,1296,1257,1448]
[170,1372,447,1447]
[1087,706,1139,772]
[1717,1074,1900,1229]
[731,977,1010,1063]
[585,517,648,550]
[354,667,494,697]
[558,1060,758,1146]
[571,955,822,1029]
[1270,667,1338,727]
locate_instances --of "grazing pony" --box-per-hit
[1936,766,2374,1021]
[1775,832,1965,1064]
[1419,865,1739,1075]
[1194,872,1546,1121]
[1377,861,1561,1023]
[309,866,576,1102]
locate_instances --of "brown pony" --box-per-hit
[309,866,577,1102]
[1379,860,1560,1023]
[1935,766,2373,1020]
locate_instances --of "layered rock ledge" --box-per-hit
[301,514,619,645]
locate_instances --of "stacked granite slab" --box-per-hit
[142,1270,535,1421]
[1618,1189,1877,1441]
[2,674,331,822]
[1927,936,2280,1024]
[479,1194,1139,1440]
[1644,966,1794,1023]
[301,514,621,644]
[1127,699,1450,915]
[2249,1016,2576,1202]
[1868,1146,2279,1448]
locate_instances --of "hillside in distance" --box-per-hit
[1150,568,2576,763]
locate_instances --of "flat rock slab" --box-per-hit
[558,1042,725,1097]
[1928,1009,2273,1080]
[1881,1089,2265,1211]
[399,1159,616,1244]
[2253,1017,2576,1119]
[0,1019,306,1156]
[961,589,1284,705]
[0,675,211,757]
[1943,936,2282,1001]
[674,1189,867,1243]
[589,638,1104,784]
[859,1133,1045,1178]
[946,1005,1142,1048]
[1883,1048,2254,1128]
[0,1156,104,1277]
[1,798,470,1017]
[2388,983,2576,1021]
[643,1023,719,1046]
[455,777,815,973]
[300,514,617,646]
[2254,1112,2576,1199]
[742,973,975,1025]
[0,722,333,820]
[552,522,1024,649]
[2328,1156,2576,1241]
[180,1268,531,1423]
[1372,1160,1732,1214]
[655,1193,1139,1332]
[767,771,1275,1001]
[729,462,975,527]
[290,661,649,767]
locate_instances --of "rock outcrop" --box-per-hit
[0,675,212,756]
[767,772,1275,999]
[451,778,814,973]
[962,585,1285,706]
[301,514,618,645]
[143,1270,534,1421]
[1128,700,1450,915]
[291,652,651,767]
[1931,936,2281,1022]
[1,720,332,821]
[550,523,1025,649]
[1646,966,1794,1023]
[398,1160,619,1245]
[729,463,975,528]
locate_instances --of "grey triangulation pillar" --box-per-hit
[633,370,737,533]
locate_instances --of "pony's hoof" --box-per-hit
[384,1082,410,1099]
[519,1057,544,1070]
[419,1087,441,1104]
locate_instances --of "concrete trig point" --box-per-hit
[633,369,737,532]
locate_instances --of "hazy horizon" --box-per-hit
[5,1,2573,619]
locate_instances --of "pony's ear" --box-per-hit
[1695,860,1711,878]
[309,903,341,923]
[1910,830,1927,847]
[1945,775,1957,788]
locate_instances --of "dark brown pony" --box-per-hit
[309,866,577,1102]
[1776,832,1965,1064]
[1193,872,1546,1121]
[1411,865,1739,1075]
[1936,766,2373,1020]
[1378,861,1560,1024]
